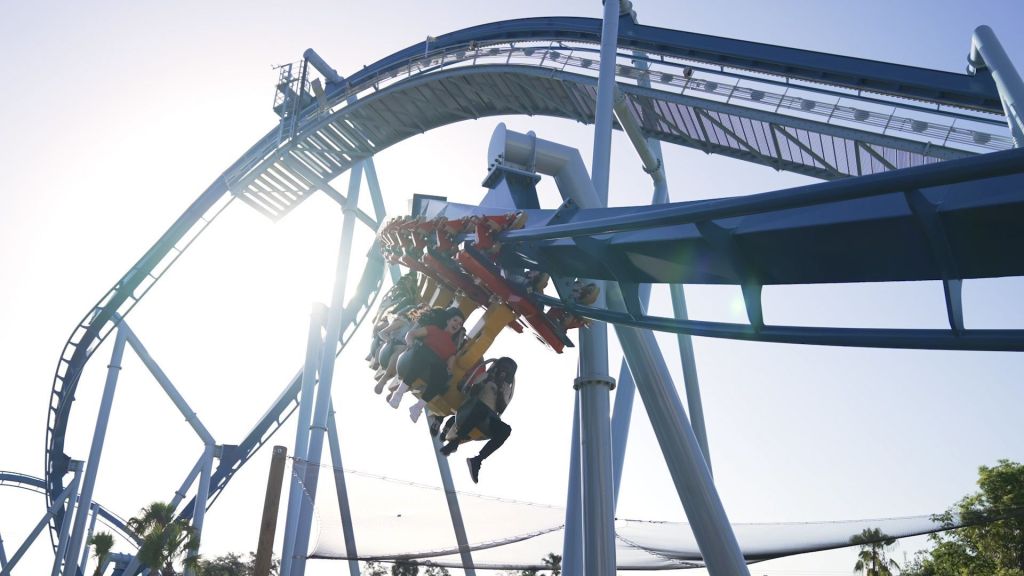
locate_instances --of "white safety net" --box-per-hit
[297,460,974,571]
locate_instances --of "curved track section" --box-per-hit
[45,14,1016,550]
[45,182,233,546]
[0,471,139,548]
[413,146,1024,351]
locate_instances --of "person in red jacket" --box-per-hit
[396,307,465,421]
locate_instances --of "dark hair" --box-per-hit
[415,306,463,328]
[489,357,517,382]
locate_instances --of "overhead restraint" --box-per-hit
[372,210,592,425]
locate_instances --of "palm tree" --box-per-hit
[88,531,114,576]
[850,527,899,575]
[541,552,561,576]
[126,502,199,576]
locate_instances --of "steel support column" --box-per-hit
[611,41,712,475]
[364,158,403,288]
[0,530,7,572]
[576,372,617,576]
[1,483,78,576]
[184,443,215,576]
[77,503,99,576]
[63,328,127,575]
[591,0,620,205]
[326,404,360,576]
[670,285,711,471]
[560,397,583,576]
[170,455,205,511]
[364,158,385,225]
[51,461,84,576]
[122,325,215,446]
[281,304,328,576]
[291,161,364,576]
[429,424,477,576]
[970,25,1024,146]
[575,2,621,572]
[607,284,749,576]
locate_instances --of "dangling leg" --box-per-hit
[467,417,511,483]
[388,381,409,408]
[408,398,426,422]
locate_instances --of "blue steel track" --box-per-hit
[42,15,1019,555]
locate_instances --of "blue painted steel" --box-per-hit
[45,178,229,544]
[502,146,1024,244]
[177,255,384,524]
[427,424,477,576]
[497,147,1024,286]
[64,329,127,575]
[281,304,326,576]
[0,472,140,547]
[291,170,364,576]
[1,483,77,576]
[609,289,750,576]
[611,309,639,506]
[971,25,1024,144]
[328,18,1002,113]
[39,10,1019,562]
[561,398,583,576]
[669,285,711,471]
[78,503,99,576]
[326,406,361,576]
[535,293,1024,351]
[414,150,1024,350]
[52,461,82,576]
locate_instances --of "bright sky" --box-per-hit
[2,1,1024,575]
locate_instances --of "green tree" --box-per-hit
[542,552,561,575]
[88,531,114,576]
[127,501,199,576]
[361,560,448,576]
[391,559,419,576]
[902,460,1024,576]
[505,552,562,576]
[850,527,899,575]
[197,551,279,575]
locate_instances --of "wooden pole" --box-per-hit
[255,446,288,576]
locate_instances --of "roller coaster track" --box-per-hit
[0,472,139,548]
[44,15,1016,550]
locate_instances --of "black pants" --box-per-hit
[399,344,449,402]
[457,401,511,461]
[477,417,511,460]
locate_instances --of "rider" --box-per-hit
[395,307,465,419]
[371,304,428,395]
[368,272,420,366]
[439,357,516,483]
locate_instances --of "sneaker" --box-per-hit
[428,415,442,437]
[467,457,481,484]
[388,382,409,408]
[440,441,459,456]
[409,400,425,423]
[373,377,387,395]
